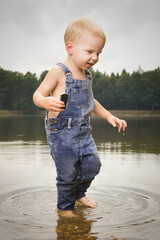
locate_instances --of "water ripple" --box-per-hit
[0,186,160,240]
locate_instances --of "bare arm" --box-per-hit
[94,99,127,132]
[33,66,65,112]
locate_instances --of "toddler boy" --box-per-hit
[33,18,127,218]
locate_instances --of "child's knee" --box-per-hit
[57,169,77,184]
[82,153,101,181]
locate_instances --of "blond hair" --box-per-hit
[64,18,106,44]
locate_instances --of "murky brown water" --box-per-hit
[0,115,160,240]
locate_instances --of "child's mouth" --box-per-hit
[87,63,93,68]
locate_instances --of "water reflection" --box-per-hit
[92,116,160,154]
[0,116,46,142]
[0,115,160,154]
[57,207,97,240]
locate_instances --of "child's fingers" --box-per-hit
[50,102,65,112]
[118,121,122,132]
[117,119,127,132]
[123,120,127,131]
[50,98,65,108]
[51,107,64,112]
[109,116,127,132]
[51,98,64,106]
[120,120,127,132]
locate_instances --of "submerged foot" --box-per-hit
[77,196,98,208]
[58,210,78,218]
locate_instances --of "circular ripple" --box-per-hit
[0,187,57,228]
[2,189,56,216]
[86,186,160,229]
[0,186,160,239]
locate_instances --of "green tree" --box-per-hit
[0,68,21,109]
[12,72,38,113]
[116,69,131,110]
[142,68,160,110]
[0,66,160,113]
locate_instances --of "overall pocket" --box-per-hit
[71,86,90,109]
[45,119,67,137]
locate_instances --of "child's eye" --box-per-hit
[87,50,92,54]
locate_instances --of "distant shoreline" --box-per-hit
[0,110,160,117]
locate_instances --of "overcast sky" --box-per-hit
[0,0,160,76]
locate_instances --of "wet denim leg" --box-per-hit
[76,126,101,199]
[52,149,79,210]
[76,180,92,199]
[46,123,82,210]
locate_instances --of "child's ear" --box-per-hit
[66,41,73,55]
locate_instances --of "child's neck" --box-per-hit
[64,58,86,80]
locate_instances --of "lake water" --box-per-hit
[0,114,160,240]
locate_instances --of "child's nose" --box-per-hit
[92,54,98,62]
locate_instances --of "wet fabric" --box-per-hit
[45,63,101,210]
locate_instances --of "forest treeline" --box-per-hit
[0,66,160,113]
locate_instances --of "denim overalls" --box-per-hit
[45,63,101,210]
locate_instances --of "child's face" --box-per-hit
[69,32,105,70]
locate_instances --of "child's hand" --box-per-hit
[42,96,65,112]
[108,115,127,132]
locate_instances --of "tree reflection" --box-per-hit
[56,206,97,240]
[0,115,160,154]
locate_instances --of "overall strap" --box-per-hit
[57,63,71,75]
[85,70,92,81]
[57,63,91,80]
